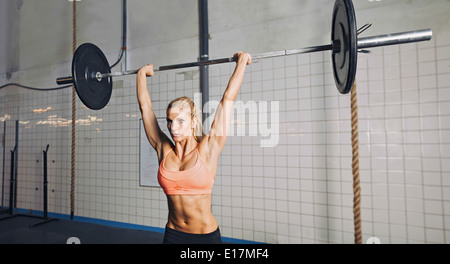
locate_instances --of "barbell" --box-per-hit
[56,0,432,110]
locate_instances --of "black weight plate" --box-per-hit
[72,43,112,110]
[332,0,357,94]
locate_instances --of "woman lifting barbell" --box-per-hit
[137,52,251,244]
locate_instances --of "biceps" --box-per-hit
[208,99,234,145]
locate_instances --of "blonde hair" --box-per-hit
[167,96,204,142]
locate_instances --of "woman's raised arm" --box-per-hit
[137,64,172,162]
[205,52,252,152]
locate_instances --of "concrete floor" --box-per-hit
[0,211,164,244]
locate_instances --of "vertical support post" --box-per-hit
[14,120,18,210]
[8,148,15,216]
[198,0,209,124]
[43,145,49,219]
[122,0,127,72]
[1,121,6,207]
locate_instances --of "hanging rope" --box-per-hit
[351,81,362,244]
[70,0,77,220]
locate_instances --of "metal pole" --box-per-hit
[199,0,209,124]
[14,120,18,210]
[8,147,15,215]
[99,47,327,79]
[98,29,431,79]
[1,121,5,207]
[102,57,234,78]
[43,145,49,219]
[357,29,432,49]
[56,29,432,85]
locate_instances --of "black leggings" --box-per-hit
[163,226,222,244]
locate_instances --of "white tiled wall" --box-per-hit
[1,30,449,244]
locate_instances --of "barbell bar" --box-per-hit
[56,30,432,82]
[95,44,336,79]
[97,29,431,79]
[56,0,433,110]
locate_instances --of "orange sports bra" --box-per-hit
[157,148,214,196]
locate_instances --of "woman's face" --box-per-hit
[166,106,195,142]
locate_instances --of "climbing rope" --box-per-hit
[70,0,77,220]
[351,81,362,244]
